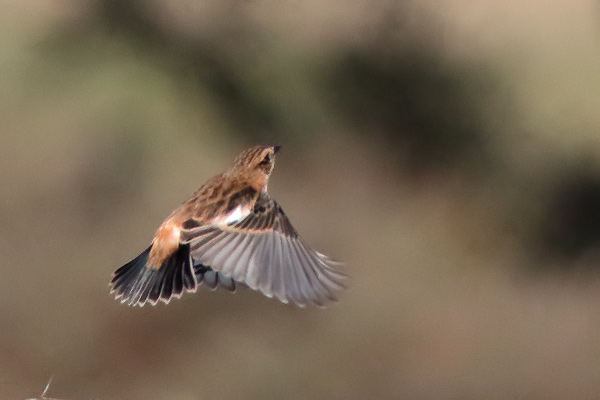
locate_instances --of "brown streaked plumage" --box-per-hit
[110,145,345,307]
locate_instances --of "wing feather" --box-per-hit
[182,192,345,306]
[286,235,311,305]
[231,234,255,280]
[270,230,286,303]
[219,233,248,277]
[290,237,332,304]
[189,229,221,253]
[207,232,240,266]
[254,233,273,294]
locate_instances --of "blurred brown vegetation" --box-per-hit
[2,1,600,399]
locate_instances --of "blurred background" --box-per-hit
[2,0,600,399]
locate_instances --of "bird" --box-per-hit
[110,145,345,307]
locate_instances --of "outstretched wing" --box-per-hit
[180,193,345,306]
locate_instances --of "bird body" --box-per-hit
[111,145,344,307]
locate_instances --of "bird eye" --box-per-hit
[258,155,271,166]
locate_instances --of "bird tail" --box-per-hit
[110,244,197,306]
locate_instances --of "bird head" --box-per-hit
[228,145,281,191]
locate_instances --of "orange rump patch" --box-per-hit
[148,222,182,269]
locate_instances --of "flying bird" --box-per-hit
[110,145,345,307]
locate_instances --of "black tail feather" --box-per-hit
[110,245,197,307]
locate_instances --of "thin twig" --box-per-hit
[25,377,97,400]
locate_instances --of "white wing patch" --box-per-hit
[222,205,251,225]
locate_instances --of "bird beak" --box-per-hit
[273,145,282,154]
